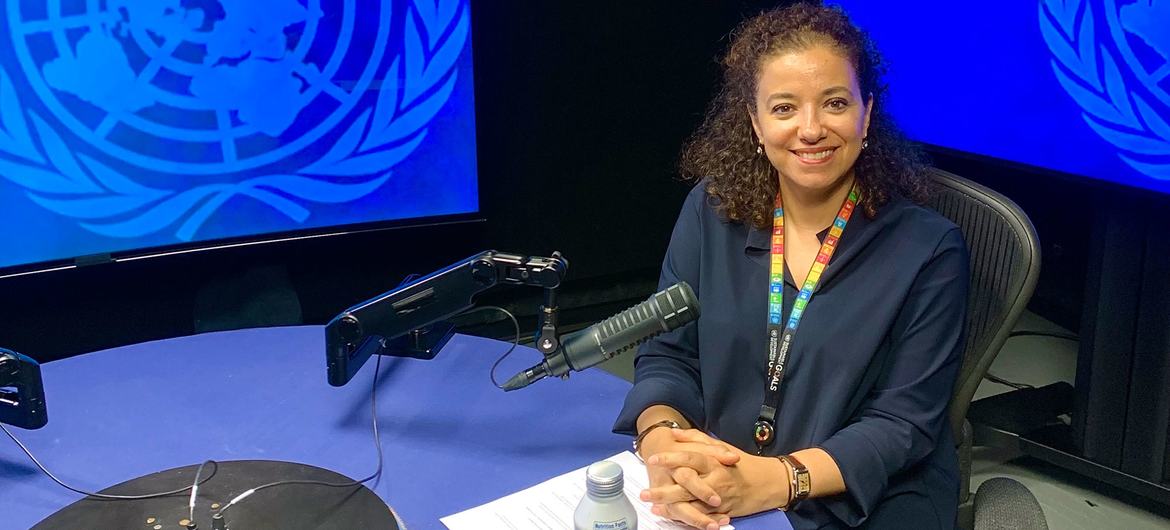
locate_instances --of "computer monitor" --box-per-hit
[832,0,1170,195]
[0,0,479,277]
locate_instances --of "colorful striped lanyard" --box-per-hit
[754,182,859,453]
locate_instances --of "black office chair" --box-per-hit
[925,168,1047,530]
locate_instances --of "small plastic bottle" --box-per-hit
[574,460,638,530]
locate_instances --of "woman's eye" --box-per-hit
[827,98,850,110]
[772,104,794,114]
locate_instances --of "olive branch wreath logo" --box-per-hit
[1040,0,1170,181]
[0,0,469,241]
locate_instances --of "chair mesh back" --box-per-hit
[924,168,1041,438]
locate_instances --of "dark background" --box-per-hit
[0,1,1150,363]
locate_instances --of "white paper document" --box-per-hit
[441,451,733,530]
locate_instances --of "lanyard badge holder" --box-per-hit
[754,184,859,454]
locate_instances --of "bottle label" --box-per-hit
[593,519,630,530]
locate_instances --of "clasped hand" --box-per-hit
[639,429,787,530]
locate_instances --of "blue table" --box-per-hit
[0,327,788,529]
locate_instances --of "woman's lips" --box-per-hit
[791,147,837,165]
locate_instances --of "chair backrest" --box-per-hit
[924,168,1041,440]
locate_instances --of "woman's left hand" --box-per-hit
[641,429,790,518]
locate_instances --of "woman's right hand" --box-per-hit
[637,427,738,530]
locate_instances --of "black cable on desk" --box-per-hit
[214,353,389,519]
[1,422,218,500]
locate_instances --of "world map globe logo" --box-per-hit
[7,0,388,175]
[0,0,469,242]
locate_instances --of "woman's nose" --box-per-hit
[798,110,826,144]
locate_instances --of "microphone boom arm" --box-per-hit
[326,250,569,387]
[0,348,48,430]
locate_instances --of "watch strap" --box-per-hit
[777,454,811,510]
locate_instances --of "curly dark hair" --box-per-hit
[679,2,929,227]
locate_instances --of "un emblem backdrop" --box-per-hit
[0,0,478,270]
[825,1,1170,195]
[1041,0,1170,184]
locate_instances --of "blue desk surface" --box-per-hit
[0,327,787,530]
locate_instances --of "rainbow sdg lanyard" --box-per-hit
[753,182,859,453]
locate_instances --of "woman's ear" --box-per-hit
[748,106,763,142]
[863,93,874,138]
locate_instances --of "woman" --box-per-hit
[613,4,968,530]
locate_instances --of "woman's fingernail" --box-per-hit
[646,455,659,465]
[639,490,651,501]
[721,516,731,525]
[708,494,721,506]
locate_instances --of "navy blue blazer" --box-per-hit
[614,182,968,529]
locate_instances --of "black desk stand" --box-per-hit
[34,461,400,530]
[971,197,1170,508]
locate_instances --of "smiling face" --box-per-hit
[749,44,872,197]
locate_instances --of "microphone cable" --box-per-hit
[188,459,214,522]
[213,352,393,522]
[4,313,403,524]
[211,272,433,525]
[4,351,391,521]
[1,350,385,514]
[1,422,218,500]
[216,302,521,518]
[451,305,520,390]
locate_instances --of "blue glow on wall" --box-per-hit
[832,0,1170,194]
[0,0,478,270]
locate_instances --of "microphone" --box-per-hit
[502,281,699,391]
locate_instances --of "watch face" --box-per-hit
[797,473,812,494]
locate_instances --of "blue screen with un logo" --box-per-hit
[0,0,478,271]
[832,0,1170,195]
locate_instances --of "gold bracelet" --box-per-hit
[775,456,796,510]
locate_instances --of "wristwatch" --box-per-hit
[632,419,681,460]
[777,454,810,510]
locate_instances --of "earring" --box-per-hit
[862,137,869,150]
[756,143,764,155]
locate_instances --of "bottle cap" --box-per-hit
[585,460,624,497]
